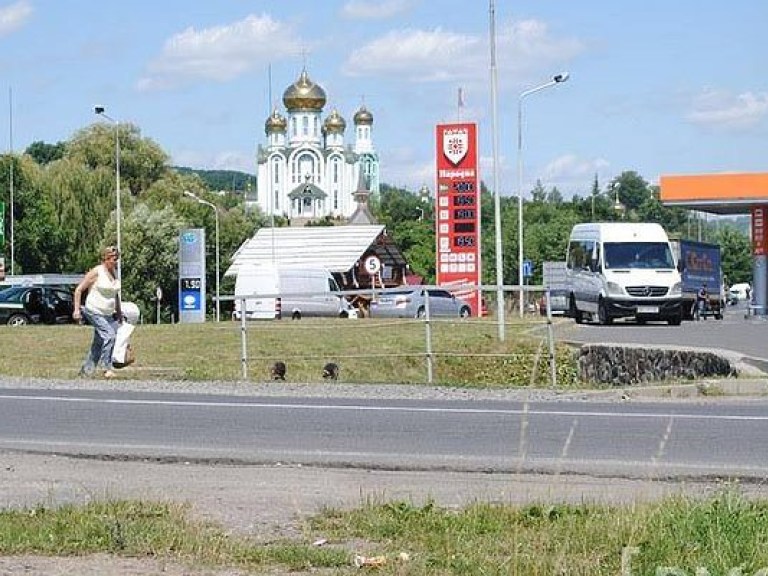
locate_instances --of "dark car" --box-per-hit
[0,285,75,326]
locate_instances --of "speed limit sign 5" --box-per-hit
[364,255,381,275]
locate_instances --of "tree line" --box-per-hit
[374,174,753,289]
[1,125,753,321]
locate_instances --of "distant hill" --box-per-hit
[175,167,256,193]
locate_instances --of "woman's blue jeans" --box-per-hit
[80,308,118,373]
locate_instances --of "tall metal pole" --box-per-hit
[9,87,14,276]
[184,191,220,322]
[489,0,505,340]
[95,107,121,280]
[517,74,570,317]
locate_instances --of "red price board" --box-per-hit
[435,122,481,316]
[753,206,767,256]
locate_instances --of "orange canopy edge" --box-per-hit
[660,172,768,202]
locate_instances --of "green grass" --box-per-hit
[2,491,768,575]
[0,317,581,387]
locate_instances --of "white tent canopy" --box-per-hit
[225,225,387,277]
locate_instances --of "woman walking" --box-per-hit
[73,246,122,378]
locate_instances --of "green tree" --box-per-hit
[609,171,652,217]
[25,141,66,165]
[66,123,169,196]
[716,225,752,284]
[106,203,186,321]
[42,157,118,272]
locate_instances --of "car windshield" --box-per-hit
[603,242,675,270]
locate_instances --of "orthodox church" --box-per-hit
[252,68,380,220]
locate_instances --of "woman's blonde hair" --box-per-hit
[102,245,120,260]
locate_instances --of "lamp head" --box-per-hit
[553,73,570,83]
[94,106,105,114]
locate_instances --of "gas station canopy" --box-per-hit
[660,172,768,215]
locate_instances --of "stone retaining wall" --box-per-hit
[578,345,737,386]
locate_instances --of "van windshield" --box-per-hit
[604,242,675,270]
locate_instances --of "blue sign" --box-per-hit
[180,277,202,311]
[523,259,534,278]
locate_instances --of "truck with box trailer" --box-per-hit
[669,239,724,320]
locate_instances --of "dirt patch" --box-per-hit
[4,451,765,575]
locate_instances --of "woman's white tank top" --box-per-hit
[84,264,120,315]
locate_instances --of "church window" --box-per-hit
[334,190,338,210]
[302,116,309,136]
[274,189,279,211]
[333,159,340,184]
[272,158,280,184]
[299,153,315,182]
[291,117,297,137]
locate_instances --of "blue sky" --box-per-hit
[1,0,766,198]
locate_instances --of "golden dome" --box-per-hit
[265,108,287,134]
[282,69,327,112]
[353,105,373,125]
[323,109,346,134]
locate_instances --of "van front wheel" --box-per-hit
[597,299,613,325]
[291,311,302,320]
[570,296,584,324]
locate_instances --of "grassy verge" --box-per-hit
[2,491,767,574]
[0,318,582,387]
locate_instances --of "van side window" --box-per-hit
[567,240,593,271]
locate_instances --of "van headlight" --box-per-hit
[669,282,682,297]
[606,281,624,296]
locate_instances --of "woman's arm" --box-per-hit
[72,268,98,320]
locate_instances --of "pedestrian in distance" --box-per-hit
[73,246,123,379]
[695,282,708,321]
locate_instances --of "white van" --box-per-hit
[565,222,683,325]
[234,264,357,320]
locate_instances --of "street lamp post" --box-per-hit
[184,190,220,322]
[94,106,122,280]
[517,73,570,317]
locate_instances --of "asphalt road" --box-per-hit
[3,387,768,480]
[554,301,768,369]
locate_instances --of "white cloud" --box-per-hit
[0,0,32,37]
[340,0,414,20]
[496,19,583,75]
[172,149,253,173]
[342,18,583,87]
[541,154,610,195]
[686,89,768,130]
[137,14,300,91]
[343,27,481,82]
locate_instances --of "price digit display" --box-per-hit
[181,278,201,290]
[453,235,475,247]
[452,195,475,206]
[453,222,476,233]
[453,209,476,220]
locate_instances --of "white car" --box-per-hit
[728,282,751,304]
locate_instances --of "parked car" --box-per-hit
[0,285,75,326]
[370,288,472,318]
[538,288,569,316]
[728,282,751,304]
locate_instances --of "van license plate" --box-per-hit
[637,306,658,314]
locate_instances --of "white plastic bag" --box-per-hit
[112,322,136,367]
